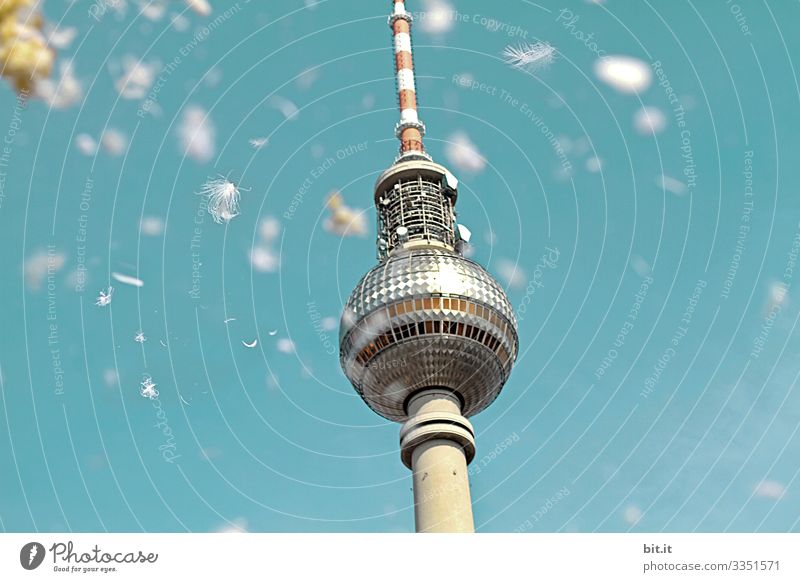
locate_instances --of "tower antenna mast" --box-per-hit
[389,0,429,159]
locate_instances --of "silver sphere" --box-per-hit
[340,247,518,422]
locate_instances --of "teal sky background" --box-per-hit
[1,0,799,532]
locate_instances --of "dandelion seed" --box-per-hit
[630,256,652,278]
[250,245,279,272]
[171,12,190,32]
[101,129,128,156]
[134,331,146,343]
[75,134,97,156]
[25,249,65,291]
[324,192,367,237]
[179,105,215,163]
[572,136,591,157]
[445,132,485,173]
[496,259,526,290]
[296,67,319,90]
[46,25,78,50]
[766,281,789,314]
[103,0,128,19]
[657,174,686,196]
[311,143,325,158]
[140,376,159,399]
[215,518,248,533]
[242,339,257,348]
[623,505,643,525]
[95,287,114,307]
[341,310,357,329]
[770,283,787,305]
[268,329,278,336]
[204,67,223,88]
[36,60,83,110]
[276,338,295,354]
[140,216,164,236]
[141,1,168,21]
[585,156,603,173]
[419,0,455,35]
[185,0,212,16]
[502,42,556,73]
[258,216,281,243]
[112,272,144,287]
[199,176,248,224]
[268,95,299,120]
[633,106,667,135]
[249,137,268,149]
[224,317,237,324]
[103,369,118,387]
[754,480,785,500]
[594,55,652,94]
[114,56,159,100]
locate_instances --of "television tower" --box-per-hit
[339,0,519,533]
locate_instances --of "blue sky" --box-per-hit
[0,0,799,532]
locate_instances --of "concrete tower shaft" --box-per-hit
[401,390,476,532]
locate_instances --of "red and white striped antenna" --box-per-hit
[389,0,430,161]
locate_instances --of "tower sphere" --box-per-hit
[339,161,518,422]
